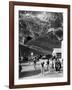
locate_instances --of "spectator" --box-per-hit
[33,57,37,70]
[47,59,49,71]
[19,64,22,73]
[41,62,45,76]
[55,58,61,72]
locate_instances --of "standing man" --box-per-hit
[33,57,37,70]
[41,61,45,76]
[55,58,61,72]
[46,59,49,71]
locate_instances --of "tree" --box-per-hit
[50,13,63,28]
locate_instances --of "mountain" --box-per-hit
[26,31,61,54]
[19,11,63,55]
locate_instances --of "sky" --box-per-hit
[19,10,62,22]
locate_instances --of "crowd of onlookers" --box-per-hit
[19,54,63,76]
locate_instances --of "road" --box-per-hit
[19,62,63,79]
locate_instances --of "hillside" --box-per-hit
[19,11,63,54]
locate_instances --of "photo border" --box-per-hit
[9,1,70,89]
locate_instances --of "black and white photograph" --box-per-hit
[19,11,63,79]
[14,5,68,85]
[9,2,70,88]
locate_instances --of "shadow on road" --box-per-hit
[19,69,41,78]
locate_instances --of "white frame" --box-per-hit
[14,6,68,85]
